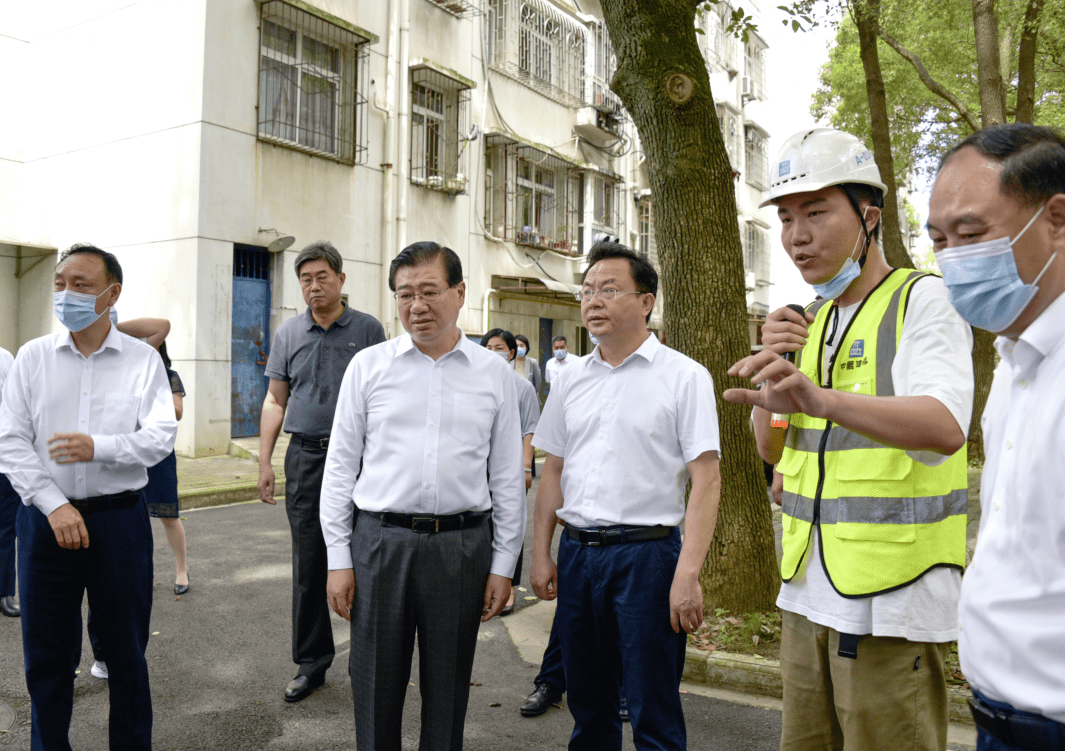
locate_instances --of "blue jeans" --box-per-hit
[18,499,154,751]
[973,689,1065,751]
[556,528,686,751]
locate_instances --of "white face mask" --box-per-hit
[494,349,509,360]
[553,349,567,360]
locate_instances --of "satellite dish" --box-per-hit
[267,236,295,253]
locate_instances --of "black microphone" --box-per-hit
[782,304,807,364]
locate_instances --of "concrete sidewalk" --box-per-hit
[175,435,289,509]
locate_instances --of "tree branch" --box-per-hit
[877,28,982,132]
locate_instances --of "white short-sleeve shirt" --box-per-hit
[533,334,720,528]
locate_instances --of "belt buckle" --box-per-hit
[411,516,439,533]
[319,437,329,450]
[585,530,602,546]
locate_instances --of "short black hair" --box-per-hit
[58,243,123,285]
[551,335,567,345]
[481,328,517,355]
[838,183,884,240]
[158,340,172,370]
[294,241,343,276]
[388,241,463,291]
[939,123,1065,207]
[514,333,530,349]
[582,241,657,323]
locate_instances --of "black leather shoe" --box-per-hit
[0,596,19,617]
[174,581,189,596]
[284,673,324,703]
[619,696,629,723]
[520,683,562,717]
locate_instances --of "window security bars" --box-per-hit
[699,1,739,74]
[743,33,768,101]
[744,221,771,285]
[484,135,582,251]
[258,1,370,165]
[637,198,660,274]
[717,104,741,168]
[591,171,621,235]
[745,126,769,190]
[486,0,587,108]
[423,0,482,18]
[410,66,471,194]
[589,22,622,115]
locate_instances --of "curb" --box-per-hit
[177,478,286,510]
[683,646,974,725]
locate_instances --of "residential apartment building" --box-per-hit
[0,0,773,456]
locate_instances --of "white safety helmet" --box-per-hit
[759,128,887,208]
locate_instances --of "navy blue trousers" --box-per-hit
[18,499,154,751]
[535,616,566,693]
[556,528,687,751]
[973,689,1065,751]
[0,473,18,597]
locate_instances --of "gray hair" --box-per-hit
[294,241,343,276]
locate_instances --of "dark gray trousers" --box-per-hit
[349,512,493,751]
[284,441,335,679]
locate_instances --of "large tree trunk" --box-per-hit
[851,0,913,270]
[968,329,995,464]
[1015,0,1044,123]
[601,0,780,612]
[972,0,1007,125]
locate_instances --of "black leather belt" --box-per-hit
[290,434,329,451]
[969,694,1065,750]
[366,510,490,533]
[69,491,142,514]
[564,524,672,546]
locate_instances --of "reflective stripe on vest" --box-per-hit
[779,269,968,598]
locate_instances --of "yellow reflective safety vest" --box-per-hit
[778,269,968,598]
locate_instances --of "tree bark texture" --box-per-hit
[851,0,913,270]
[968,328,994,464]
[1015,0,1044,123]
[972,0,1007,125]
[600,0,780,612]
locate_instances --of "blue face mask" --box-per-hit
[516,346,527,358]
[812,207,871,300]
[589,334,599,346]
[937,206,1054,333]
[53,285,114,332]
[554,349,567,360]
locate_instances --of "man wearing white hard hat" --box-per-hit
[724,128,974,751]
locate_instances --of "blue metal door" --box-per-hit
[231,245,271,438]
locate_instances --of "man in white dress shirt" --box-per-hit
[0,244,177,751]
[530,242,721,751]
[0,346,19,618]
[929,124,1065,751]
[321,241,525,751]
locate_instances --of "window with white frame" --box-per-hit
[486,0,587,107]
[258,1,371,165]
[717,104,741,168]
[744,33,768,101]
[591,172,621,235]
[745,221,771,285]
[410,65,471,193]
[485,135,581,251]
[701,1,738,73]
[745,126,769,190]
[637,197,660,273]
[589,21,621,113]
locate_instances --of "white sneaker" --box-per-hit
[90,661,108,679]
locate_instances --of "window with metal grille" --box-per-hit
[637,197,660,274]
[590,172,621,234]
[257,1,372,165]
[699,1,739,73]
[234,244,270,280]
[744,221,771,285]
[588,22,621,113]
[716,103,741,168]
[410,65,472,193]
[745,126,769,190]
[484,134,582,251]
[744,33,768,101]
[486,0,587,107]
